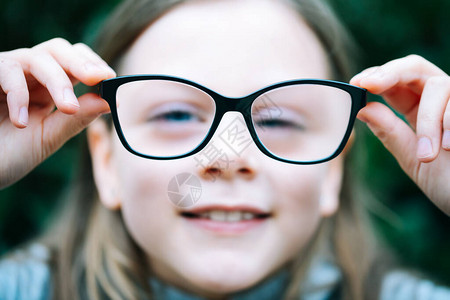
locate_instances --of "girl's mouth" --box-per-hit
[179,207,272,235]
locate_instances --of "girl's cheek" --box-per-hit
[267,161,329,204]
[270,163,328,222]
[114,156,184,254]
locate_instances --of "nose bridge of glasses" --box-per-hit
[212,93,255,138]
[213,93,253,114]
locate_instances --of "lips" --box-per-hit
[180,205,271,220]
[179,205,272,234]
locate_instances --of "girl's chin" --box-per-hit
[183,273,263,297]
[177,262,270,295]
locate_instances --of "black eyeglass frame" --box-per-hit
[99,75,367,164]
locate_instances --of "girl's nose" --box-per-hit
[195,112,259,181]
[199,156,256,181]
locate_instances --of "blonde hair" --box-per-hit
[44,0,385,299]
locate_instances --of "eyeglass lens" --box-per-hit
[115,80,352,162]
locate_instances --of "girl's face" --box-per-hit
[90,0,344,298]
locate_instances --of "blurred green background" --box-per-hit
[1,0,450,286]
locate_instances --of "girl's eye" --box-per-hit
[151,110,199,122]
[255,118,305,130]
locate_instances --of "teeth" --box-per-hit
[243,212,254,220]
[199,210,260,222]
[227,211,242,222]
[209,210,226,221]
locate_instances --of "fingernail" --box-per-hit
[19,107,28,126]
[350,72,363,81]
[84,62,103,73]
[85,62,115,77]
[357,113,369,124]
[443,130,450,149]
[360,68,379,78]
[417,136,433,159]
[64,88,80,108]
[368,70,386,81]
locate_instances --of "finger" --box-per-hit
[0,58,30,128]
[357,102,419,178]
[41,93,110,156]
[349,66,379,86]
[353,55,446,94]
[442,99,450,150]
[415,76,450,161]
[23,50,80,114]
[37,38,116,86]
[350,55,447,116]
[73,44,116,85]
[73,43,116,75]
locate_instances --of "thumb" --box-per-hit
[41,93,110,155]
[358,102,419,177]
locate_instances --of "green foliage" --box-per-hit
[1,0,449,286]
[330,0,450,285]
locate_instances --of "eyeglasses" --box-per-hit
[99,75,366,164]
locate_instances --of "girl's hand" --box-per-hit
[351,55,450,215]
[0,38,116,189]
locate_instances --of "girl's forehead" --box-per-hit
[119,0,330,96]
